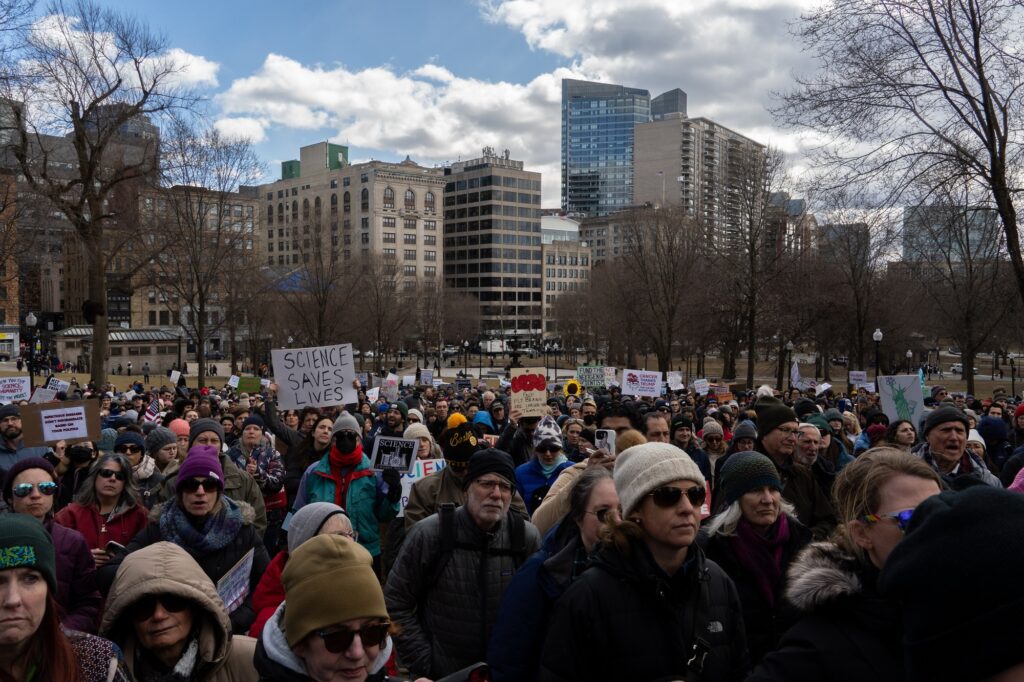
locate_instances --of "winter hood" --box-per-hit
[784,541,864,613]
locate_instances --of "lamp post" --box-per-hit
[785,340,795,391]
[1011,358,1016,398]
[873,328,883,382]
[544,342,549,381]
[24,312,37,392]
[553,343,560,381]
[992,350,997,381]
[906,349,913,374]
[463,340,469,377]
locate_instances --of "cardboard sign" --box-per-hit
[849,370,867,384]
[217,548,254,615]
[420,369,433,386]
[402,375,415,387]
[370,436,418,473]
[510,367,547,417]
[576,366,605,389]
[45,377,70,393]
[397,458,446,517]
[20,400,101,447]
[227,375,240,388]
[381,373,400,402]
[667,372,684,391]
[356,372,368,387]
[169,370,181,385]
[455,378,472,392]
[237,377,262,393]
[817,382,833,394]
[878,375,924,427]
[603,366,618,388]
[693,379,710,396]
[713,392,734,404]
[622,369,663,398]
[366,387,380,402]
[0,376,31,404]
[28,388,57,404]
[271,344,357,409]
[857,382,876,393]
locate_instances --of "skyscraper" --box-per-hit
[561,79,650,217]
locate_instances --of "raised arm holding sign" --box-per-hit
[271,343,357,410]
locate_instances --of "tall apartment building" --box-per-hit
[561,79,652,217]
[902,204,999,262]
[443,148,542,340]
[578,210,647,267]
[633,114,765,249]
[542,239,591,338]
[260,142,445,295]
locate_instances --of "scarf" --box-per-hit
[731,514,791,606]
[159,496,244,555]
[133,454,157,482]
[134,635,200,681]
[323,442,370,508]
[539,454,568,477]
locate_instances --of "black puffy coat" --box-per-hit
[539,534,749,682]
[698,516,812,664]
[746,542,906,682]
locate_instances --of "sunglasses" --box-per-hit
[114,445,142,454]
[12,481,58,498]
[316,622,390,653]
[179,478,220,493]
[97,468,127,481]
[536,444,562,453]
[648,485,706,508]
[859,508,915,533]
[131,593,191,621]
[585,506,622,524]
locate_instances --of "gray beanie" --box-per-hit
[732,420,758,441]
[189,418,225,448]
[145,426,176,454]
[614,442,705,517]
[287,502,347,554]
[332,413,361,436]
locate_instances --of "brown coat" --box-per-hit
[530,461,587,536]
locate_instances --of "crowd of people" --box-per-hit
[0,372,1023,681]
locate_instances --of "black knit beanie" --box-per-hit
[461,448,515,490]
[719,451,782,506]
[753,397,798,437]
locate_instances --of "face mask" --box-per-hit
[67,446,95,464]
[335,432,358,454]
[583,414,596,426]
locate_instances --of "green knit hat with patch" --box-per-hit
[0,514,57,594]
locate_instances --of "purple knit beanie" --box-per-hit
[175,445,224,494]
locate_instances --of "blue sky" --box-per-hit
[91,0,815,203]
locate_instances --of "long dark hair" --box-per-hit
[75,453,141,509]
[295,416,335,463]
[0,594,78,682]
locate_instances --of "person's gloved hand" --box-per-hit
[382,468,402,503]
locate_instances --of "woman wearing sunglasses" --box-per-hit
[255,534,397,682]
[99,541,258,681]
[748,448,942,681]
[1,457,103,633]
[54,452,149,568]
[515,416,574,515]
[489,467,620,681]
[541,443,749,682]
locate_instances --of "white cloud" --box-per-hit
[214,116,267,142]
[163,47,220,88]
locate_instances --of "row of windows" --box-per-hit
[444,175,541,192]
[109,345,178,356]
[382,187,436,211]
[545,268,589,279]
[445,234,541,247]
[545,254,589,266]
[546,281,582,292]
[445,263,542,275]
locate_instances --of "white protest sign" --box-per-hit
[366,387,380,402]
[402,375,415,387]
[603,366,619,388]
[693,378,710,396]
[0,377,30,404]
[859,382,876,393]
[355,372,368,386]
[370,436,418,473]
[381,373,400,402]
[217,549,254,614]
[45,377,70,393]
[576,366,605,389]
[41,405,90,441]
[622,369,663,398]
[398,458,446,517]
[420,369,433,386]
[260,378,271,387]
[271,343,357,410]
[878,375,925,427]
[510,367,548,417]
[169,370,181,385]
[817,382,833,394]
[227,375,240,388]
[848,370,867,384]
[667,372,684,391]
[29,388,57,404]
[433,379,443,388]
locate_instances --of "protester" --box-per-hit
[540,442,749,681]
[110,430,164,510]
[100,541,259,680]
[748,448,942,681]
[914,406,1001,487]
[885,419,917,452]
[227,414,286,552]
[278,414,334,510]
[404,421,441,460]
[55,440,99,510]
[489,467,619,682]
[515,416,573,515]
[0,404,52,471]
[2,456,102,633]
[0,514,131,681]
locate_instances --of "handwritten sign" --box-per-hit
[238,377,262,393]
[817,382,833,394]
[227,375,240,388]
[622,369,663,398]
[370,436,418,473]
[576,366,605,389]
[381,373,400,402]
[217,549,254,614]
[271,344,357,410]
[45,377,70,393]
[169,370,181,385]
[366,387,380,402]
[510,367,547,417]
[28,388,57,404]
[667,372,684,391]
[693,379,710,396]
[420,369,433,386]
[398,458,446,516]
[603,366,618,387]
[0,377,30,404]
[849,370,867,384]
[402,375,415,387]
[356,372,368,387]
[879,375,924,427]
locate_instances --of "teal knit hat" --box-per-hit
[720,451,783,507]
[0,514,57,593]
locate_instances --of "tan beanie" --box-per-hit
[404,423,432,442]
[281,534,388,647]
[614,442,705,517]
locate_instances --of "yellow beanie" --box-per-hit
[447,412,468,429]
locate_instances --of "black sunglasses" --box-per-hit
[316,622,390,653]
[97,468,127,482]
[179,477,220,493]
[586,506,622,524]
[131,593,192,621]
[114,445,142,454]
[536,444,562,453]
[648,485,706,508]
[12,481,58,498]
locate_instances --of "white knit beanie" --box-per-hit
[404,423,432,442]
[614,443,705,517]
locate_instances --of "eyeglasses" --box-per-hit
[536,444,562,453]
[12,482,58,498]
[648,485,706,508]
[703,436,722,443]
[408,417,421,423]
[97,468,127,482]
[316,622,390,653]
[114,445,141,454]
[131,593,191,621]
[179,478,219,493]
[585,506,622,524]
[859,508,916,533]
[474,478,513,493]
[775,426,801,438]
[334,529,360,542]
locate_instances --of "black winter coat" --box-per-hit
[496,425,532,467]
[698,517,812,665]
[539,536,749,682]
[746,542,906,682]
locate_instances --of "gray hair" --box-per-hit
[703,498,798,537]
[75,453,141,510]
[569,467,614,523]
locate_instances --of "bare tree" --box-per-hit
[1,0,197,384]
[351,252,403,375]
[777,0,1024,311]
[275,241,358,348]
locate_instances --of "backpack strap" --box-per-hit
[684,564,713,682]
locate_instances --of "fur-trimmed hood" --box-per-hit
[149,496,257,525]
[784,541,864,613]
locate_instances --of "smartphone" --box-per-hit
[105,541,127,556]
[595,429,616,456]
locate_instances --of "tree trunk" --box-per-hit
[196,313,206,390]
[745,306,756,389]
[88,240,108,387]
[963,348,977,397]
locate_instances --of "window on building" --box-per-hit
[404,233,416,244]
[361,217,369,229]
[383,187,395,209]
[343,177,351,187]
[159,310,169,325]
[424,220,436,231]
[425,191,435,211]
[343,191,351,213]
[424,235,436,245]
[383,216,396,228]
[403,249,416,260]
[403,217,416,230]
[291,200,298,220]
[425,265,436,276]
[361,233,370,244]
[404,265,416,276]
[383,232,396,243]
[267,205,273,224]
[425,250,436,261]
[330,179,338,189]
[302,198,310,220]
[148,311,156,325]
[404,189,415,210]
[361,188,369,211]
[330,193,337,215]
[360,173,368,183]
[314,196,322,219]
[384,248,396,257]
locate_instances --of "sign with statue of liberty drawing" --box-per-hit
[879,375,925,429]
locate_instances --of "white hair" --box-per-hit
[703,498,798,537]
[756,384,775,399]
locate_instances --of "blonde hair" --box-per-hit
[842,411,861,436]
[831,447,942,561]
[615,429,647,453]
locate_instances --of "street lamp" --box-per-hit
[873,328,883,382]
[1011,358,1016,398]
[906,349,913,373]
[553,343,560,381]
[785,341,795,391]
[463,340,469,377]
[24,312,37,391]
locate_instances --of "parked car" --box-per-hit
[206,350,224,360]
[948,347,961,356]
[950,363,978,374]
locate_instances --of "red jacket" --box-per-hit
[248,550,287,638]
[54,501,149,550]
